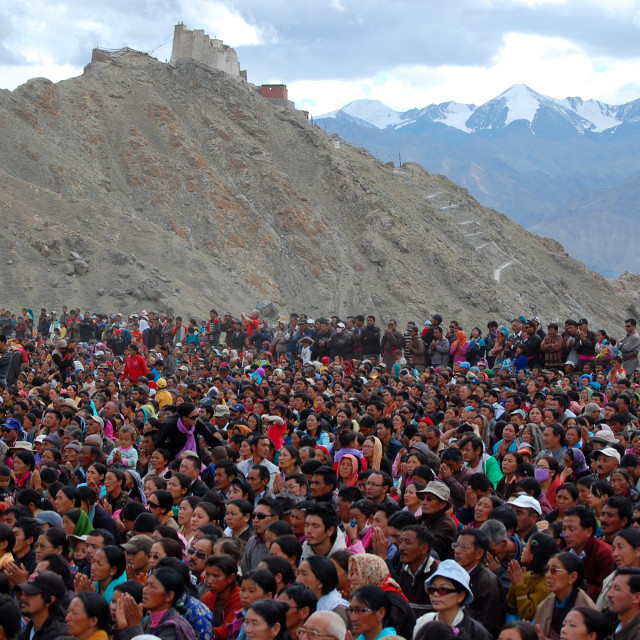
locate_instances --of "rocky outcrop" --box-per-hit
[0,50,635,331]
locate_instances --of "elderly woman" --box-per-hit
[348,554,415,640]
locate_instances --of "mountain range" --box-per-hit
[1,52,639,329]
[316,85,640,277]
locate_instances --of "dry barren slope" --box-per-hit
[0,50,637,330]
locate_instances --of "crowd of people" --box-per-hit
[0,306,640,640]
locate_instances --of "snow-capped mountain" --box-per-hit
[317,84,640,135]
[315,84,640,278]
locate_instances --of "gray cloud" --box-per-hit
[1,0,639,99]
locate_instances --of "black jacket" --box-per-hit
[153,416,219,460]
[19,614,67,640]
[361,325,381,356]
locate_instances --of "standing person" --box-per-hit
[541,324,564,368]
[122,344,148,382]
[429,326,450,367]
[380,320,404,370]
[207,310,221,348]
[619,319,640,376]
[449,331,470,370]
[408,326,426,373]
[362,316,381,362]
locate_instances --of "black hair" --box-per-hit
[271,535,303,564]
[0,593,21,638]
[42,527,69,557]
[614,528,640,550]
[556,483,579,501]
[113,579,144,603]
[153,538,184,559]
[120,501,147,523]
[246,600,289,640]
[590,480,614,500]
[387,510,418,530]
[303,555,338,595]
[73,591,111,632]
[0,524,15,552]
[16,489,44,510]
[565,504,597,534]
[495,622,537,640]
[193,501,219,525]
[205,554,238,581]
[151,566,188,606]
[568,607,610,640]
[260,555,295,587]
[350,499,376,519]
[526,532,559,574]
[303,502,339,535]
[58,485,82,507]
[230,477,255,504]
[467,473,493,492]
[279,583,318,614]
[228,498,254,518]
[411,465,435,485]
[14,450,36,471]
[552,552,586,590]
[40,553,71,586]
[257,496,282,519]
[311,465,338,490]
[242,568,277,597]
[351,586,391,626]
[133,512,161,534]
[489,506,519,533]
[87,528,116,546]
[614,567,640,593]
[266,521,292,537]
[14,518,42,545]
[99,545,126,579]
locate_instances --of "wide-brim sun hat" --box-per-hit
[424,559,473,605]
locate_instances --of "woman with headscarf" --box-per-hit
[337,454,360,488]
[348,554,416,640]
[124,469,147,505]
[558,448,590,486]
[519,422,545,458]
[362,436,392,475]
[490,326,510,369]
[449,331,470,369]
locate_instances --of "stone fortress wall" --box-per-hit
[170,22,246,79]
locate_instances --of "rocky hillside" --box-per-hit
[0,50,637,330]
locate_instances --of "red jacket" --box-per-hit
[203,584,242,640]
[581,535,615,601]
[122,354,148,382]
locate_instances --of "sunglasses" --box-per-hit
[253,513,271,520]
[427,586,459,596]
[187,547,208,559]
[148,502,161,509]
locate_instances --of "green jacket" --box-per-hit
[466,454,503,488]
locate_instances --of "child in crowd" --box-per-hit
[106,425,139,469]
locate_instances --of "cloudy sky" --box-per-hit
[2,0,640,115]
